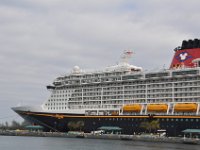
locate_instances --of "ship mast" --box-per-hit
[120,50,133,65]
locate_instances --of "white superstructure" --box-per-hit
[41,50,200,116]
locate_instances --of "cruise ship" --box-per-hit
[12,39,200,136]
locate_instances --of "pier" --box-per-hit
[0,130,200,145]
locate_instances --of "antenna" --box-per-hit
[121,50,133,64]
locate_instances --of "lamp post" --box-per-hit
[92,121,96,135]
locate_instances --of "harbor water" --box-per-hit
[0,136,199,150]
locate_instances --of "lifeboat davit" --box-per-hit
[122,104,142,112]
[174,103,198,112]
[147,104,168,112]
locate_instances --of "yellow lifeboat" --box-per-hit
[174,103,198,112]
[122,104,142,112]
[147,104,168,112]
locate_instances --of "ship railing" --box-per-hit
[170,65,200,70]
[85,108,121,116]
[122,112,141,115]
[173,112,197,115]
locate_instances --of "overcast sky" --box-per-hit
[1,0,200,123]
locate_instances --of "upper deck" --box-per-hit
[51,67,200,87]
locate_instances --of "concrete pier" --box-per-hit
[0,130,199,145]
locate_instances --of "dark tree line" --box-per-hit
[0,120,31,130]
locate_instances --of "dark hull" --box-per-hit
[16,111,200,137]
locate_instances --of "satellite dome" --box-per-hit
[72,66,81,74]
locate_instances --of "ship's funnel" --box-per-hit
[170,39,200,69]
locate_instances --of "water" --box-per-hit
[0,136,199,150]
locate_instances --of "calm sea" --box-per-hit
[0,136,199,150]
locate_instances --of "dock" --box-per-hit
[0,130,200,145]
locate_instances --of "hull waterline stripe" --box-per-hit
[21,112,200,119]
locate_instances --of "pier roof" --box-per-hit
[98,126,122,131]
[182,129,200,134]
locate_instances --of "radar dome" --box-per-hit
[72,66,81,74]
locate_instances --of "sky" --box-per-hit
[1,0,200,123]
